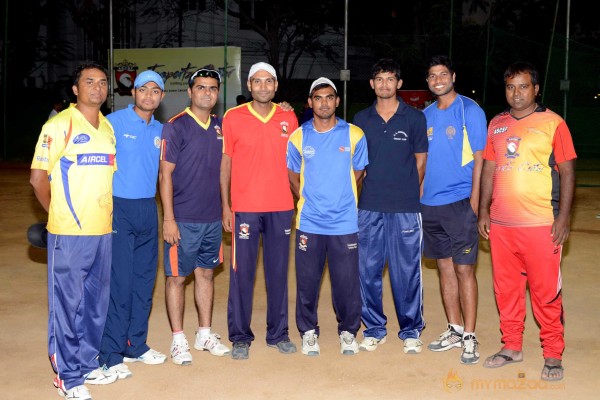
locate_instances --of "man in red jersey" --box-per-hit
[220,62,299,360]
[479,62,576,382]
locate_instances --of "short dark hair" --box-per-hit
[503,61,539,86]
[427,55,454,76]
[72,61,108,85]
[371,59,401,81]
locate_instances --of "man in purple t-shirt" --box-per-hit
[159,68,230,365]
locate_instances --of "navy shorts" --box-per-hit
[164,221,222,277]
[421,198,478,265]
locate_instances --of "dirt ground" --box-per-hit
[1,163,599,400]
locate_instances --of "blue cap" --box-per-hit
[134,70,164,91]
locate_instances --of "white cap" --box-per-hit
[248,62,277,80]
[309,77,337,95]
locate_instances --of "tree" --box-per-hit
[215,0,345,83]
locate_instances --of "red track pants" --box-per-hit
[489,224,564,360]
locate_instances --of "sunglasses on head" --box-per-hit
[189,69,221,85]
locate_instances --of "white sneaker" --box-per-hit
[339,331,359,355]
[83,367,118,385]
[58,384,92,400]
[460,334,480,364]
[403,338,423,354]
[123,348,167,365]
[301,330,320,356]
[359,336,387,352]
[194,331,231,356]
[107,363,132,380]
[171,336,193,365]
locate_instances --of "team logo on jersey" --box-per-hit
[505,136,521,158]
[299,234,308,251]
[427,127,434,141]
[123,134,137,139]
[281,121,289,136]
[393,131,408,141]
[493,126,508,135]
[339,146,350,152]
[215,125,223,139]
[239,223,250,239]
[445,126,456,139]
[73,133,91,144]
[154,136,161,148]
[303,146,316,159]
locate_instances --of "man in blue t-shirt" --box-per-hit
[99,70,167,379]
[353,59,428,355]
[422,55,487,365]
[287,77,368,356]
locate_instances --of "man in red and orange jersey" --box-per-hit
[220,62,299,360]
[478,62,576,382]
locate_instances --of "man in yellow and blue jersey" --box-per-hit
[287,77,368,357]
[30,62,118,400]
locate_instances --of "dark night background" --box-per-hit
[1,0,599,161]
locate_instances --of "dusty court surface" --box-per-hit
[1,163,599,400]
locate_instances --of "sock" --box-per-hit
[450,324,464,335]
[198,327,211,338]
[172,331,185,340]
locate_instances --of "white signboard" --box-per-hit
[112,47,242,121]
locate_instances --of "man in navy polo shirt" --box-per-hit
[99,70,168,380]
[159,68,230,365]
[353,59,428,355]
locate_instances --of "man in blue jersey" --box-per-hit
[422,55,487,364]
[287,77,368,356]
[98,70,167,381]
[159,68,230,365]
[353,59,428,355]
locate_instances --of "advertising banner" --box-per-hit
[112,47,241,120]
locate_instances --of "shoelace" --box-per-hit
[341,333,354,344]
[463,337,478,353]
[172,341,189,355]
[201,333,222,349]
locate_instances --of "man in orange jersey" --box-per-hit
[221,62,299,360]
[479,62,576,382]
